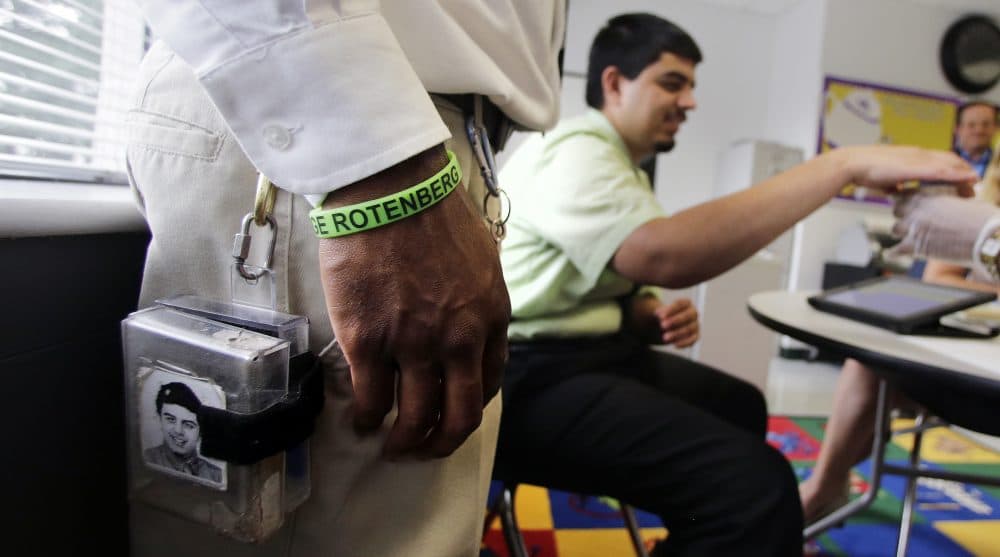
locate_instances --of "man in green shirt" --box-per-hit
[493,13,978,557]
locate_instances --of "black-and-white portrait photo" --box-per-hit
[139,366,227,490]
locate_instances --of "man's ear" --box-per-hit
[601,66,623,107]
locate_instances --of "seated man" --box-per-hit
[952,101,997,179]
[493,13,978,557]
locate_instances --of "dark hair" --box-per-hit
[155,382,202,415]
[956,100,999,127]
[586,13,703,109]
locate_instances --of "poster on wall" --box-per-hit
[819,76,959,203]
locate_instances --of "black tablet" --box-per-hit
[807,276,997,335]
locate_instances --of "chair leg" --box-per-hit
[620,504,650,557]
[494,487,653,557]
[895,411,928,557]
[805,378,893,540]
[497,485,530,557]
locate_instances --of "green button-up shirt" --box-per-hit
[500,109,666,340]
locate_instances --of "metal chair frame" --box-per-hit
[805,379,1000,556]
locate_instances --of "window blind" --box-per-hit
[0,0,146,183]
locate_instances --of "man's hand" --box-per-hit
[626,295,700,348]
[833,145,978,194]
[655,298,700,348]
[888,195,1000,262]
[317,146,510,460]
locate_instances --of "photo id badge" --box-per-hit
[137,362,228,490]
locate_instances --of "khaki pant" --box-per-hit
[126,41,500,557]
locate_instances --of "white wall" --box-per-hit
[761,0,827,158]
[823,0,1000,102]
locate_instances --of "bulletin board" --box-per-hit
[818,76,960,203]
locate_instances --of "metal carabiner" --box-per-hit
[465,114,501,198]
[464,95,510,242]
[232,212,277,281]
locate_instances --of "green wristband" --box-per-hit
[309,150,462,238]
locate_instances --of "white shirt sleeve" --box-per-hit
[135,0,450,197]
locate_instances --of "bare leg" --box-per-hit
[799,358,881,522]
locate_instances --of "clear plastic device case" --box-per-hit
[123,306,291,542]
[157,295,309,356]
[155,295,312,511]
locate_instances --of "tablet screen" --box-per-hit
[823,280,975,319]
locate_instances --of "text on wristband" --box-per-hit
[309,151,461,238]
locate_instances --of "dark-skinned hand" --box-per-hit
[318,145,510,460]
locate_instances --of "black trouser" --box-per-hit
[494,334,803,557]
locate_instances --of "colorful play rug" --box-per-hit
[481,416,1000,557]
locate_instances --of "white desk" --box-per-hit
[747,290,1000,554]
[748,290,998,385]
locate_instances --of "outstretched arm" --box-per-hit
[612,145,977,288]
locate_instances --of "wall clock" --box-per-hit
[940,15,1000,94]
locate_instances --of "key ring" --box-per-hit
[483,187,511,242]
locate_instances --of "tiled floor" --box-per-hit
[766,355,842,416]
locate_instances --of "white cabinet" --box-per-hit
[693,140,803,392]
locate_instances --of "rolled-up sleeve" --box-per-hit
[135,1,450,196]
[522,134,665,286]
